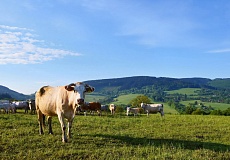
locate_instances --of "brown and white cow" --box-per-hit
[126,107,141,116]
[109,104,116,115]
[79,102,101,116]
[35,82,94,142]
[140,102,164,117]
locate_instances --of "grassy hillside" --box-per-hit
[85,92,106,102]
[1,113,229,159]
[165,88,201,95]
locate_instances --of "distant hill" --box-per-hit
[0,85,32,100]
[84,76,218,93]
[1,76,230,101]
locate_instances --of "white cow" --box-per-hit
[0,100,16,113]
[126,107,141,116]
[109,104,116,115]
[140,102,164,117]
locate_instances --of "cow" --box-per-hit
[126,107,141,116]
[140,102,164,117]
[35,82,94,143]
[0,100,16,114]
[79,102,101,116]
[101,105,109,113]
[12,101,29,113]
[28,99,36,114]
[109,104,116,115]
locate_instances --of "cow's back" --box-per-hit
[89,102,101,110]
[36,86,62,116]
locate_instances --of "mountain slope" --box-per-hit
[0,85,30,100]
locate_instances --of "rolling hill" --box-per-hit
[0,85,32,100]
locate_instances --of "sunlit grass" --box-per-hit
[0,112,229,159]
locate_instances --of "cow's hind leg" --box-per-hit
[48,116,53,134]
[37,110,44,134]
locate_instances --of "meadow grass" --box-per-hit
[0,112,229,160]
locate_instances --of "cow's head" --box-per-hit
[65,82,94,105]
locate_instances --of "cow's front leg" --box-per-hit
[58,113,67,143]
[67,119,73,139]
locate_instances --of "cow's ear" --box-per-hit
[85,84,95,92]
[65,83,76,91]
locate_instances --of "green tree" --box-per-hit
[129,95,151,107]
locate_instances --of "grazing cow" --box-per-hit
[126,107,141,116]
[79,102,101,116]
[0,100,16,114]
[140,102,164,117]
[28,99,36,114]
[35,82,94,142]
[109,104,116,115]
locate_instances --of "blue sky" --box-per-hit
[0,0,230,94]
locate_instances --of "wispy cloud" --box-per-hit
[207,49,230,53]
[0,25,81,64]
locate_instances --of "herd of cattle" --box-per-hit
[1,82,164,142]
[0,99,36,114]
[0,99,164,117]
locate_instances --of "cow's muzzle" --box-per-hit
[77,99,84,105]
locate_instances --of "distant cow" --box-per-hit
[35,82,94,142]
[126,107,141,116]
[109,104,116,115]
[79,102,101,116]
[0,100,15,113]
[12,101,29,113]
[101,105,109,112]
[28,99,36,114]
[140,102,164,116]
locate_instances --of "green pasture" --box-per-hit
[85,92,106,102]
[0,112,229,160]
[181,100,230,110]
[113,94,142,105]
[165,88,201,95]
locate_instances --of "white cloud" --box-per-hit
[0,25,81,64]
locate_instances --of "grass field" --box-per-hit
[0,112,229,159]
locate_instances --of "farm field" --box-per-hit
[0,112,229,159]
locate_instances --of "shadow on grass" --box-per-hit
[92,134,229,152]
